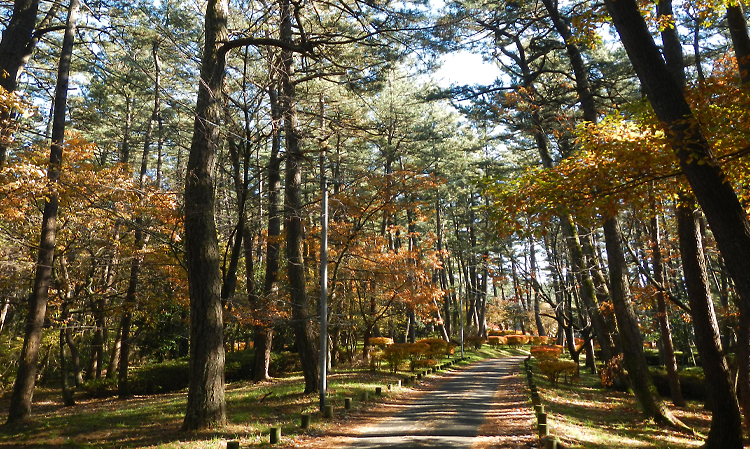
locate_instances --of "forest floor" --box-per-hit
[0,347,729,448]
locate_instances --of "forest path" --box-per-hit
[293,355,538,449]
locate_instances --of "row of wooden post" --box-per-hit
[524,357,566,449]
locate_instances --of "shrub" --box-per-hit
[530,345,564,360]
[413,358,438,369]
[225,350,255,382]
[368,337,394,348]
[417,338,449,358]
[369,348,385,370]
[530,336,552,345]
[80,377,118,398]
[465,336,485,350]
[404,342,431,370]
[383,344,410,373]
[487,335,503,347]
[600,355,624,387]
[505,335,529,346]
[538,360,578,385]
[130,360,190,394]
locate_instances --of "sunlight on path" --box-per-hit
[342,356,534,449]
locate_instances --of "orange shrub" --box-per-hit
[417,338,449,358]
[530,345,564,360]
[382,343,410,373]
[465,336,485,350]
[505,335,529,346]
[404,342,431,370]
[530,336,552,345]
[487,335,506,347]
[368,337,394,348]
[538,360,577,385]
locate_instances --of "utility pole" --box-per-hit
[319,100,328,412]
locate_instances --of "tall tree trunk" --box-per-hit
[118,46,159,397]
[182,0,228,431]
[0,1,62,167]
[561,216,616,362]
[106,323,122,380]
[724,2,750,427]
[0,0,39,93]
[603,215,682,428]
[677,199,743,448]
[0,0,39,167]
[6,0,79,424]
[280,0,318,394]
[605,0,750,339]
[727,3,750,86]
[650,214,684,406]
[254,83,282,382]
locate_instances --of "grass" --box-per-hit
[0,345,719,448]
[528,359,715,448]
[0,346,517,448]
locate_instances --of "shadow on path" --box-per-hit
[342,356,533,449]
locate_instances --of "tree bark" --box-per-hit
[6,0,79,424]
[561,216,616,362]
[605,0,750,333]
[253,82,283,382]
[649,214,684,406]
[280,0,318,394]
[676,199,743,448]
[602,215,682,428]
[727,3,750,86]
[182,0,228,431]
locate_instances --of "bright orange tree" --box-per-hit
[0,136,186,364]
[313,169,446,361]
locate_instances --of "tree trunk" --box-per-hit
[0,298,10,336]
[561,216,616,362]
[106,323,122,380]
[605,0,750,339]
[118,54,158,396]
[182,0,228,431]
[676,198,743,448]
[727,3,750,86]
[0,0,39,165]
[280,0,318,394]
[59,328,75,407]
[650,214,684,406]
[6,0,79,424]
[254,83,283,382]
[602,215,683,428]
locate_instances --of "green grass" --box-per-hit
[527,359,712,448]
[0,346,516,448]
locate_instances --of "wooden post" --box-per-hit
[361,391,369,402]
[375,386,382,395]
[227,441,240,449]
[324,404,334,418]
[270,427,281,444]
[345,397,352,410]
[300,414,311,429]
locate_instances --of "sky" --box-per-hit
[432,51,502,87]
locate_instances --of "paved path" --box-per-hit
[345,356,528,448]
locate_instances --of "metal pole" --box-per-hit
[319,134,328,413]
[459,281,464,358]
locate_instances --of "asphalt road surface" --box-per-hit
[345,355,527,448]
